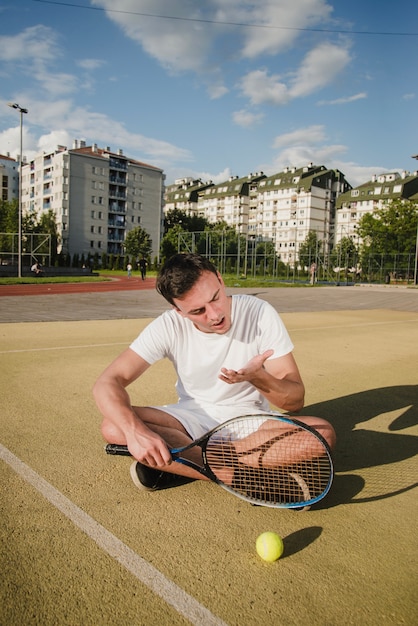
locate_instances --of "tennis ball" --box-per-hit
[256,532,284,562]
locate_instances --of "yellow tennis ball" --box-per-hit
[256,532,284,562]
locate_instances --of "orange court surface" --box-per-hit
[1,281,417,625]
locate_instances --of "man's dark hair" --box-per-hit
[156,253,219,306]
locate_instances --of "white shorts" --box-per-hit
[149,399,273,441]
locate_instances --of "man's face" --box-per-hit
[172,270,232,334]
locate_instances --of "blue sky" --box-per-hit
[1,0,418,186]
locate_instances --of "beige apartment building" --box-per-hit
[20,141,165,261]
[335,170,418,244]
[253,165,351,263]
[164,165,351,265]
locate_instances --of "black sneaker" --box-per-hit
[130,461,194,491]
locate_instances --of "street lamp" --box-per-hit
[8,102,28,278]
[412,155,418,285]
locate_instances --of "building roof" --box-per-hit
[336,171,418,207]
[258,164,349,193]
[198,172,266,200]
[69,143,163,172]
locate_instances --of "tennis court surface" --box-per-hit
[1,284,417,625]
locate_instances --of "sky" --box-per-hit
[1,0,418,187]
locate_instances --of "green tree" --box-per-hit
[164,209,209,234]
[298,231,322,268]
[123,226,152,259]
[0,199,18,233]
[357,199,418,255]
[330,236,358,269]
[160,224,183,261]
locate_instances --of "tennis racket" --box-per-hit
[105,413,334,509]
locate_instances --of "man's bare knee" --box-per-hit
[298,416,336,450]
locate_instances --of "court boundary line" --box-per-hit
[0,443,227,626]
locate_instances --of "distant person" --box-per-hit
[309,262,317,285]
[31,262,43,276]
[138,257,147,281]
[127,263,132,279]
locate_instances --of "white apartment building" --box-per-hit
[164,177,214,214]
[163,165,351,265]
[20,141,165,260]
[335,170,418,244]
[255,165,351,263]
[197,172,266,232]
[0,153,19,202]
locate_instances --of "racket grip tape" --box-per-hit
[105,443,131,456]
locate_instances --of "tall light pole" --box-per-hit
[8,102,28,278]
[412,155,418,285]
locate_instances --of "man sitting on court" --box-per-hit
[93,253,336,491]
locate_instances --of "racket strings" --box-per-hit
[205,420,332,506]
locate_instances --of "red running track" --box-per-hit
[0,276,156,296]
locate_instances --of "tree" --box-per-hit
[164,209,209,234]
[298,231,322,268]
[330,237,358,273]
[0,199,18,233]
[357,199,418,256]
[123,226,152,260]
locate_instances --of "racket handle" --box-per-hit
[105,443,131,456]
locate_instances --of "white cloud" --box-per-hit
[239,69,289,105]
[289,42,351,99]
[92,0,215,73]
[2,96,192,168]
[77,59,106,71]
[273,125,327,149]
[317,92,367,106]
[232,108,264,127]
[92,0,338,100]
[239,42,351,106]
[264,124,390,187]
[230,0,333,58]
[0,25,60,63]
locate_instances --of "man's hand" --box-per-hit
[219,349,274,385]
[127,429,172,469]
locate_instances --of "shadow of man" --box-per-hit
[298,384,418,506]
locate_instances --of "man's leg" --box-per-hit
[101,406,208,482]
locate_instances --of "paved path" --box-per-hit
[0,281,417,322]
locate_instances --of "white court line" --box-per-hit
[0,342,128,354]
[1,317,417,355]
[0,443,228,626]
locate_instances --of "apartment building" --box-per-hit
[335,170,418,244]
[164,177,214,214]
[163,165,351,264]
[0,153,19,202]
[20,141,165,260]
[196,172,267,232]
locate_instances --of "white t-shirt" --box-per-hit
[129,295,293,421]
